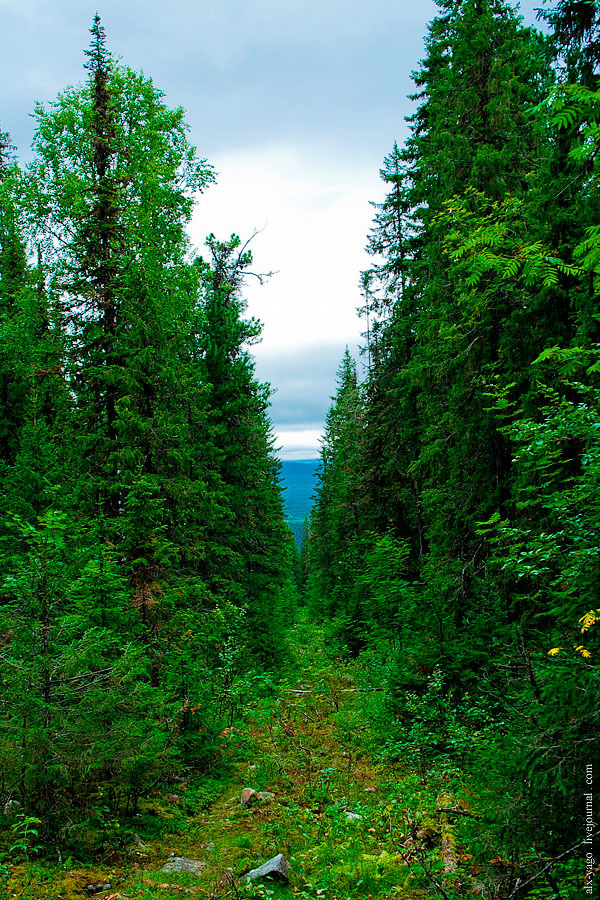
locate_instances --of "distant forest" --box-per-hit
[0,1,599,899]
[280,460,319,546]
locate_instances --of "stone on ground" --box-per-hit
[162,856,205,875]
[86,884,111,896]
[244,853,290,883]
[240,787,275,807]
[240,787,259,807]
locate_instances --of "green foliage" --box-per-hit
[305,0,600,895]
[1,5,599,898]
[0,17,294,831]
[9,816,43,860]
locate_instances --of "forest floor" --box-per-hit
[1,618,465,900]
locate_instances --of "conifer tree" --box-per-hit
[351,0,554,670]
[0,17,291,819]
[198,235,292,662]
[307,0,598,883]
[307,350,366,642]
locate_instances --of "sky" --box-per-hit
[1,0,543,458]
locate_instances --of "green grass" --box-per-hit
[0,619,460,900]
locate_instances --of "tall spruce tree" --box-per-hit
[198,235,292,663]
[0,17,292,821]
[307,0,599,886]
[356,0,553,663]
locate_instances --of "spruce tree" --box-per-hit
[352,0,554,675]
[0,17,295,819]
[307,349,366,644]
[1,19,232,818]
[198,235,292,663]
[307,0,599,881]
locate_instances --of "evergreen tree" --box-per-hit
[198,235,292,663]
[307,349,366,643]
[311,0,554,670]
[306,0,599,886]
[544,0,600,85]
[0,17,292,820]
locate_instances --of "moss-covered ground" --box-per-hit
[0,619,468,900]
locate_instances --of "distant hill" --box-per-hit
[279,459,320,546]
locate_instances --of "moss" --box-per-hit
[5,864,116,900]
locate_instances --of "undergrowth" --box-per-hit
[0,617,500,900]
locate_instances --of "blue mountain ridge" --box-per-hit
[278,459,320,546]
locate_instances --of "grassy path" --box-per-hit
[3,619,458,900]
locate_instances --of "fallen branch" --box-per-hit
[341,688,384,693]
[437,806,480,820]
[282,688,384,694]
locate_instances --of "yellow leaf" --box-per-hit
[579,609,600,633]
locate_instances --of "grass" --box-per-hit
[0,618,460,900]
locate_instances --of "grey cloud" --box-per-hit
[253,341,362,430]
[0,0,546,442]
[3,0,436,159]
[4,0,543,163]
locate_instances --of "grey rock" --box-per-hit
[245,853,290,883]
[86,885,111,896]
[241,787,259,807]
[162,856,205,875]
[241,787,275,808]
[346,811,362,822]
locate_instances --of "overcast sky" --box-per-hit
[1,0,543,458]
